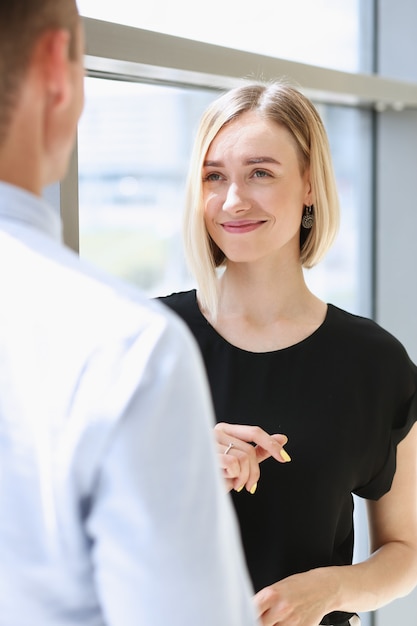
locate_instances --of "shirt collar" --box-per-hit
[0,181,62,241]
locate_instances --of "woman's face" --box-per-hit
[202,110,312,266]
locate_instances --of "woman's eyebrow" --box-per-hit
[203,159,223,167]
[203,156,281,167]
[245,156,282,165]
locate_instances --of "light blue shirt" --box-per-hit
[0,182,258,626]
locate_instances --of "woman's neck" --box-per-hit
[197,259,327,353]
[216,260,321,324]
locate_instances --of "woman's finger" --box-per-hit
[216,438,258,493]
[215,423,291,463]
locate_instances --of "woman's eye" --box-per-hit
[204,172,222,182]
[253,169,270,178]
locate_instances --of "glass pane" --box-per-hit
[304,104,373,316]
[78,78,372,316]
[78,79,218,297]
[78,0,373,73]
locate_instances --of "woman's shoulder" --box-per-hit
[327,303,414,364]
[157,289,203,326]
[158,288,196,309]
[329,303,395,338]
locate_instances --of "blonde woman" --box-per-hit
[159,81,417,626]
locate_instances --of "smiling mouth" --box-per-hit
[221,220,266,234]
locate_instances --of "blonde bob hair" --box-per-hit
[183,79,340,318]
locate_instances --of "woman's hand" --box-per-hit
[254,569,334,626]
[214,422,291,493]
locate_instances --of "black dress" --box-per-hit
[159,290,417,618]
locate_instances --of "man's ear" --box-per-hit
[32,29,73,110]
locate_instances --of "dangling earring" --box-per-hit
[302,205,314,229]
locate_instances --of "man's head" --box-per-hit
[0,0,84,188]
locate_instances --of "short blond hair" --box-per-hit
[183,79,340,317]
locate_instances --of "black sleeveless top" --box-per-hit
[159,290,417,605]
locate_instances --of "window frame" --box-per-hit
[61,16,417,253]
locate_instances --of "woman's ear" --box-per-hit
[303,173,314,206]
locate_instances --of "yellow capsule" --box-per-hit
[280,448,291,462]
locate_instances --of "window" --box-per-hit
[304,104,373,315]
[78,0,372,73]
[78,79,217,297]
[78,79,372,314]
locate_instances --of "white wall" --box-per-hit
[376,109,417,363]
[375,1,417,624]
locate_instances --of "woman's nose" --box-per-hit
[222,183,250,213]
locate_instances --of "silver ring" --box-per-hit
[224,442,234,455]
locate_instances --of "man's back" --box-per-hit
[0,182,258,625]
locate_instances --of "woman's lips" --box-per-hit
[221,220,266,234]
